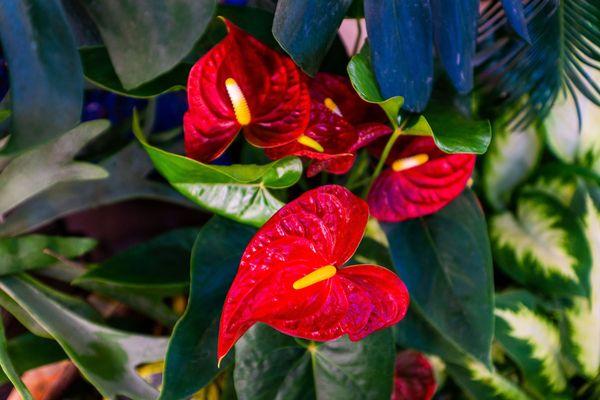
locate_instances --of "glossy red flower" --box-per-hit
[265,73,391,177]
[184,19,310,162]
[368,136,475,222]
[392,350,437,400]
[217,185,409,363]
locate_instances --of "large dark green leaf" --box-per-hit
[0,334,65,385]
[0,275,168,400]
[160,217,255,400]
[0,142,192,238]
[0,235,96,276]
[80,0,216,89]
[0,120,109,217]
[77,228,198,295]
[234,324,394,400]
[0,0,83,153]
[0,319,32,400]
[133,112,302,227]
[273,0,352,75]
[384,190,494,368]
[363,0,433,112]
[430,0,478,93]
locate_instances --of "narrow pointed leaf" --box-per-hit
[0,320,33,400]
[500,0,531,42]
[0,334,65,385]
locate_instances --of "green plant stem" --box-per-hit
[361,120,407,199]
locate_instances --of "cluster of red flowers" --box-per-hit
[183,19,473,378]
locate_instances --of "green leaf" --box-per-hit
[273,0,352,75]
[80,0,216,89]
[234,324,395,400]
[0,235,96,276]
[446,359,532,400]
[424,101,492,154]
[543,76,600,175]
[0,142,192,238]
[490,190,592,297]
[495,290,568,396]
[0,334,65,385]
[385,190,495,368]
[77,228,198,295]
[0,275,168,400]
[562,194,600,378]
[483,122,542,210]
[0,120,109,217]
[0,319,33,400]
[347,43,404,125]
[0,0,83,153]
[160,217,256,400]
[133,112,302,227]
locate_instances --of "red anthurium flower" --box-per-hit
[368,136,475,222]
[217,185,409,363]
[265,73,391,177]
[392,350,437,400]
[184,19,311,162]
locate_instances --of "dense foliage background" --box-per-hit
[0,0,598,399]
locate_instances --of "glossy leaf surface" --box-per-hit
[273,0,352,75]
[363,0,432,112]
[134,113,302,227]
[80,0,216,89]
[0,0,83,153]
[160,217,255,400]
[386,191,494,368]
[234,323,395,400]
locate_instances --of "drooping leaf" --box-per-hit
[0,319,33,400]
[500,0,531,41]
[0,0,83,153]
[477,0,600,128]
[272,0,352,75]
[562,194,600,378]
[0,275,168,400]
[79,0,216,89]
[0,235,96,276]
[490,190,592,297]
[495,290,568,396]
[234,323,395,400]
[483,123,542,210]
[160,217,255,400]
[0,142,192,238]
[0,120,109,217]
[347,43,404,125]
[363,0,433,112]
[424,100,492,154]
[133,112,302,228]
[0,334,65,385]
[77,228,198,295]
[385,190,495,368]
[430,0,478,93]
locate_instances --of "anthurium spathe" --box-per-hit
[368,136,475,222]
[392,350,437,400]
[217,185,409,363]
[184,18,310,162]
[265,73,391,177]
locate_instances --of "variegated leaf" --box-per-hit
[563,195,600,378]
[483,123,542,210]
[495,291,568,396]
[490,191,591,296]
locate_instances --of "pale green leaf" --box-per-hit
[0,319,33,400]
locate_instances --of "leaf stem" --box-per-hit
[361,119,408,199]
